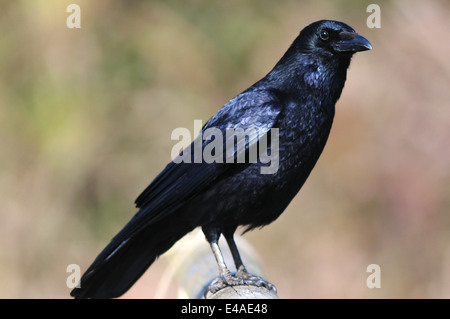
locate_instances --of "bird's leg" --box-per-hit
[207,239,252,294]
[223,227,246,273]
[204,226,276,294]
[222,228,277,293]
[203,225,241,293]
[209,240,234,289]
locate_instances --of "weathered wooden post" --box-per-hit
[154,230,278,299]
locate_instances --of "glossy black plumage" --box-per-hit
[71,20,371,298]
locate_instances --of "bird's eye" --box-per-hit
[319,30,329,41]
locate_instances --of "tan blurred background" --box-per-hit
[0,0,449,298]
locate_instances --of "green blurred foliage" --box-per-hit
[0,0,449,298]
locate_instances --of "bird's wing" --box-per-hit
[117,89,282,236]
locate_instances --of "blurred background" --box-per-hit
[0,0,449,298]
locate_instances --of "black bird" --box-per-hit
[71,20,371,298]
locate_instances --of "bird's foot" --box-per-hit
[206,266,277,295]
[234,265,277,293]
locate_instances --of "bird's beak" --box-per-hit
[332,34,372,53]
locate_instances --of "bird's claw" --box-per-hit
[206,268,277,295]
[235,267,277,293]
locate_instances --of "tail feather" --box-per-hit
[71,219,192,299]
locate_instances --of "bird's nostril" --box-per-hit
[339,31,357,40]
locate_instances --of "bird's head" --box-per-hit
[296,20,372,59]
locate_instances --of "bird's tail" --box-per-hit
[70,217,193,299]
